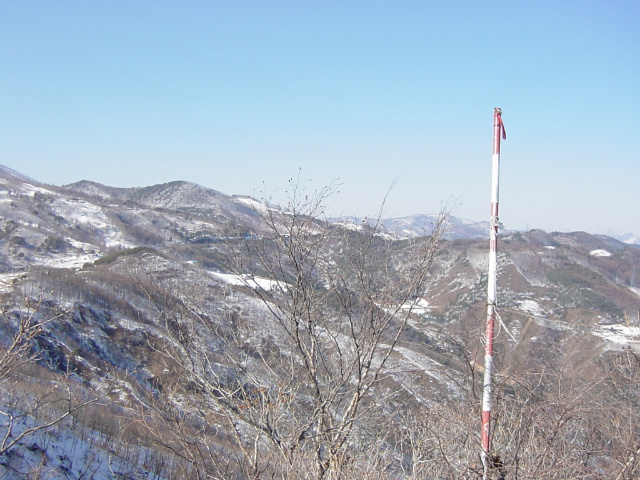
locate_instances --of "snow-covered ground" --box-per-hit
[394,346,448,383]
[0,273,23,293]
[593,323,640,350]
[234,196,272,215]
[532,317,574,331]
[35,252,101,270]
[0,403,165,480]
[13,181,51,198]
[516,299,547,317]
[48,197,135,249]
[209,270,287,291]
[590,249,612,257]
[400,298,431,315]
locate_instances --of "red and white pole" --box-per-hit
[481,108,506,478]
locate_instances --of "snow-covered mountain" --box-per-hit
[613,232,640,246]
[331,213,492,240]
[1,163,640,478]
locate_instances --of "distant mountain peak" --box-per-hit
[331,214,491,240]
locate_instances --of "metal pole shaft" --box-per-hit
[482,108,504,478]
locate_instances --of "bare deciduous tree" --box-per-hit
[0,297,101,468]
[134,179,450,479]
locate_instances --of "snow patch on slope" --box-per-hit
[35,253,100,270]
[209,270,287,291]
[593,323,640,350]
[590,249,611,257]
[0,410,165,479]
[234,196,273,215]
[516,299,546,317]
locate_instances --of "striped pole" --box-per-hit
[481,108,506,478]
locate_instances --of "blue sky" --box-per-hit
[1,1,639,235]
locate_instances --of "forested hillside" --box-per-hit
[0,165,639,479]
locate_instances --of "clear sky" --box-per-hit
[1,1,639,236]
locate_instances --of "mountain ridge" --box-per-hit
[0,163,639,478]
[2,163,638,243]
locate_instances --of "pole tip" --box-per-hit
[494,108,502,115]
